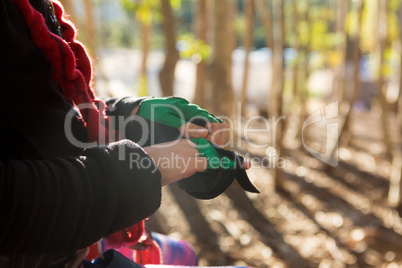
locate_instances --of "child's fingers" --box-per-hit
[179,122,208,139]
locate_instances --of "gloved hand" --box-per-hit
[128,97,259,199]
[126,97,224,147]
[138,97,223,128]
[177,138,259,199]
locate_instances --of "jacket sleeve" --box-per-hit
[105,97,146,119]
[105,97,148,143]
[0,140,161,254]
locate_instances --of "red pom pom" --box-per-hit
[105,221,145,248]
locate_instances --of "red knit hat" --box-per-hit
[12,0,108,143]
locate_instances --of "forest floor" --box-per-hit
[146,104,402,268]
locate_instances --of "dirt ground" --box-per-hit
[145,105,402,268]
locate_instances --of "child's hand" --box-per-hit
[144,139,208,186]
[178,121,229,147]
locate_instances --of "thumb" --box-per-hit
[179,122,208,139]
[194,156,208,173]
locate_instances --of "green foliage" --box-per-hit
[253,26,268,49]
[297,17,340,51]
[359,0,377,53]
[170,0,181,10]
[121,0,182,25]
[382,46,399,78]
[347,0,401,53]
[298,21,310,48]
[310,20,328,50]
[297,0,309,15]
[345,11,358,37]
[112,0,187,49]
[121,0,161,25]
[96,17,138,48]
[178,33,212,63]
[234,15,246,47]
[174,0,194,33]
[389,0,401,11]
[387,8,399,42]
[137,75,149,96]
[284,1,294,47]
[99,0,402,73]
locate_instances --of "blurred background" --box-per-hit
[62,0,402,267]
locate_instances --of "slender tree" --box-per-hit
[295,0,311,140]
[291,0,300,102]
[159,0,179,97]
[325,0,363,169]
[254,0,273,50]
[192,0,208,108]
[377,0,393,158]
[334,0,349,103]
[239,0,255,116]
[271,0,285,190]
[138,20,152,96]
[83,0,113,96]
[388,1,402,207]
[283,0,302,147]
[254,0,273,119]
[254,0,284,188]
[122,0,159,97]
[398,5,402,128]
[344,0,364,135]
[209,0,234,117]
[83,0,96,58]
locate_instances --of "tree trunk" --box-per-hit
[240,0,254,116]
[271,0,285,190]
[334,0,349,102]
[325,0,363,170]
[255,0,284,188]
[254,0,273,50]
[343,0,364,135]
[192,0,208,108]
[83,0,96,58]
[388,1,402,207]
[377,0,393,158]
[291,0,300,100]
[138,21,152,96]
[209,0,234,117]
[254,0,273,118]
[295,0,311,140]
[399,3,402,127]
[159,0,179,97]
[283,0,301,147]
[83,0,106,96]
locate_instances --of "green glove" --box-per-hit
[190,138,236,170]
[138,97,223,128]
[178,138,259,200]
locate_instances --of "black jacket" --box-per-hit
[0,0,161,262]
